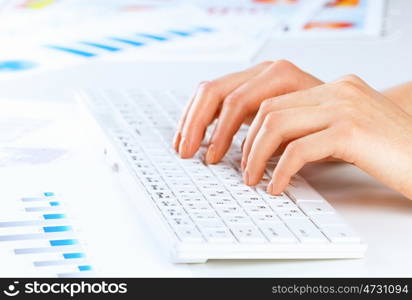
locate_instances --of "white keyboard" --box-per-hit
[78,89,367,263]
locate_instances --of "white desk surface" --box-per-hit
[0,0,411,277]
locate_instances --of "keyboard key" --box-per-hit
[298,201,336,215]
[287,219,328,244]
[321,226,361,243]
[277,208,307,220]
[243,204,272,215]
[310,214,346,227]
[181,201,210,209]
[195,218,226,229]
[223,215,254,226]
[252,213,282,224]
[268,201,298,212]
[169,216,195,227]
[258,190,290,202]
[152,191,174,200]
[230,226,267,243]
[190,211,219,221]
[260,223,298,243]
[157,199,180,209]
[238,198,267,207]
[161,207,186,218]
[203,190,231,199]
[202,228,235,243]
[209,198,237,208]
[216,206,245,216]
[286,175,324,202]
[174,226,204,243]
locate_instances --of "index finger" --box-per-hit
[177,61,273,158]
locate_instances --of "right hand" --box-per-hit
[173,60,323,164]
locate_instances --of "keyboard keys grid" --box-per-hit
[90,89,361,246]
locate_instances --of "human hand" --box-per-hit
[173,60,322,164]
[242,75,412,199]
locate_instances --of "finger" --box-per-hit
[268,128,339,195]
[205,62,318,164]
[244,106,332,186]
[208,62,324,165]
[173,93,195,152]
[242,86,324,170]
[178,61,272,158]
[272,142,338,162]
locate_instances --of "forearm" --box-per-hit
[382,81,412,115]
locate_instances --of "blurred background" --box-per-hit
[0,0,392,82]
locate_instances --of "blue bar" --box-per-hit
[46,46,96,57]
[49,201,60,206]
[43,226,72,233]
[63,253,85,259]
[43,192,55,197]
[50,239,78,246]
[109,38,144,46]
[138,33,168,41]
[43,214,66,220]
[80,42,121,51]
[0,60,37,72]
[0,220,41,227]
[194,27,214,32]
[21,197,46,202]
[15,246,80,254]
[25,206,56,212]
[0,233,44,241]
[168,30,191,37]
[78,265,92,271]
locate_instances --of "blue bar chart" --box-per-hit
[0,192,93,277]
[0,26,216,75]
[44,26,213,58]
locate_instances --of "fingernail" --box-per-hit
[243,169,249,185]
[205,144,216,164]
[173,132,181,152]
[179,137,189,158]
[267,180,274,194]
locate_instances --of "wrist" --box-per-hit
[382,81,412,115]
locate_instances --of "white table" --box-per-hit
[0,0,411,277]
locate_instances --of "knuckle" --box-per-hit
[285,140,304,158]
[271,59,295,71]
[339,74,363,84]
[197,80,218,95]
[267,59,300,89]
[334,79,361,96]
[224,91,244,108]
[263,111,282,131]
[259,60,274,68]
[259,99,274,115]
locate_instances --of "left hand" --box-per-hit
[242,75,412,200]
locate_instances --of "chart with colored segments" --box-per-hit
[0,192,94,278]
[296,0,385,37]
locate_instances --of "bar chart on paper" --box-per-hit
[0,26,219,77]
[0,192,94,278]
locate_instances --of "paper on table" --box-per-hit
[0,98,192,277]
[285,0,386,38]
[0,2,278,79]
